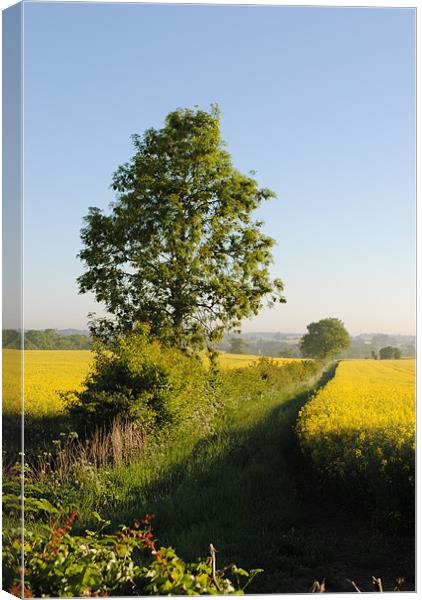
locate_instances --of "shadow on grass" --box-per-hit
[96,361,413,593]
[93,365,347,592]
[3,412,73,469]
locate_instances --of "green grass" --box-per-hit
[7,359,415,593]
[70,363,414,593]
[63,365,328,590]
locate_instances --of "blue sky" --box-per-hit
[20,2,415,334]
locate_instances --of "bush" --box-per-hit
[254,357,320,384]
[64,326,218,438]
[222,357,320,393]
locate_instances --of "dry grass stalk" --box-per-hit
[346,578,362,592]
[209,544,221,592]
[372,576,383,592]
[393,576,405,591]
[32,417,146,481]
[309,578,326,592]
[311,576,406,593]
[345,576,406,593]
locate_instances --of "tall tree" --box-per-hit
[300,318,350,359]
[78,106,285,351]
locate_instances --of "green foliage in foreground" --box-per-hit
[3,354,415,594]
[3,475,260,597]
[3,353,323,596]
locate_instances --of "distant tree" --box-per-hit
[229,337,246,354]
[371,350,378,360]
[379,346,402,360]
[379,346,391,359]
[394,347,402,359]
[2,330,21,349]
[78,105,285,353]
[300,318,350,359]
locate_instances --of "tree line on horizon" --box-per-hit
[221,331,414,360]
[2,329,92,350]
[2,327,414,358]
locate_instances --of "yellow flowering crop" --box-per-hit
[296,359,415,489]
[3,349,92,416]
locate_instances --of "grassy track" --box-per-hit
[75,363,414,593]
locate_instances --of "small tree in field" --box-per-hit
[379,346,402,360]
[78,105,285,352]
[300,318,350,359]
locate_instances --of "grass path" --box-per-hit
[95,364,414,593]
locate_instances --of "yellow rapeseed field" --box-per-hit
[3,349,299,416]
[296,359,415,487]
[3,349,92,415]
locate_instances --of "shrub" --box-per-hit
[63,326,218,438]
[223,357,320,394]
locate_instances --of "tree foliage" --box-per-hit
[78,106,284,351]
[64,325,217,434]
[379,346,402,360]
[300,318,350,359]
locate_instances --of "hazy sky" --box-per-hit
[19,3,415,335]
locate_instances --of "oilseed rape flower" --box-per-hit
[3,349,92,416]
[296,359,415,492]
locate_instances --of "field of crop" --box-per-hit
[296,359,415,493]
[3,350,92,415]
[3,349,300,416]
